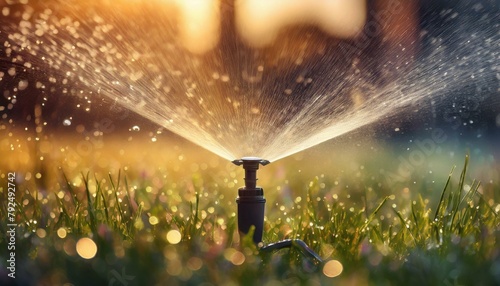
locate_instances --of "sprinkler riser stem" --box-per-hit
[236,187,265,244]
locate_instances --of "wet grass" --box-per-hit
[0,155,499,285]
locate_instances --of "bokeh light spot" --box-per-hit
[224,248,246,266]
[76,237,98,259]
[57,227,67,239]
[63,239,76,256]
[166,230,182,244]
[323,260,343,278]
[187,257,203,271]
[36,228,46,238]
[149,216,159,225]
[231,251,245,265]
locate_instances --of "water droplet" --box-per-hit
[63,119,72,126]
[131,125,140,131]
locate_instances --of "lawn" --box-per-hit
[1,132,499,285]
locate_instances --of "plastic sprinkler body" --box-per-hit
[232,157,269,244]
[232,157,323,266]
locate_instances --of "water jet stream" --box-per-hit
[0,1,497,162]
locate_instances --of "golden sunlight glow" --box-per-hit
[236,0,367,47]
[176,0,220,54]
[76,237,98,259]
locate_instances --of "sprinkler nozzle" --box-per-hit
[232,157,269,191]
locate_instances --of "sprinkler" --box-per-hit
[232,157,269,243]
[232,157,323,265]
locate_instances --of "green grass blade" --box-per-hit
[361,196,389,232]
[434,166,455,221]
[82,172,97,233]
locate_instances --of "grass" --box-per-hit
[1,154,500,285]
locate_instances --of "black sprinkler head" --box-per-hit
[233,157,269,244]
[232,157,323,264]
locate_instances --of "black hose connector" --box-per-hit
[232,157,269,244]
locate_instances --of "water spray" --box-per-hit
[232,157,323,265]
